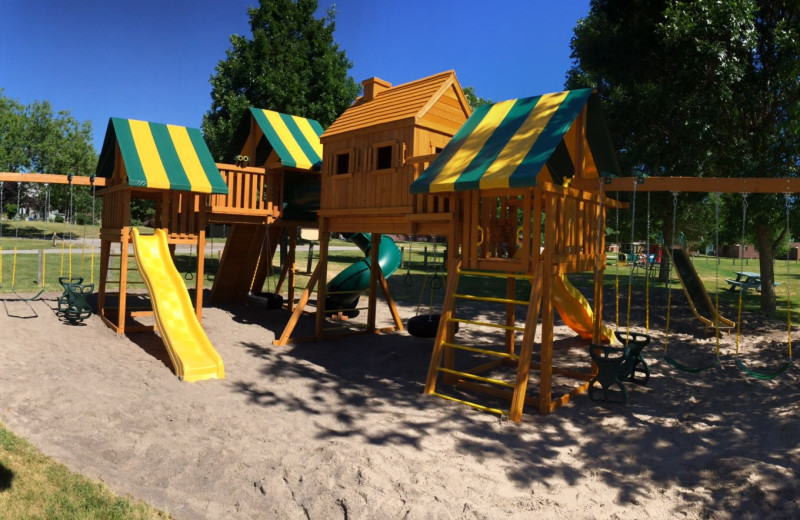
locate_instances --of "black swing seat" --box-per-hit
[58,277,94,323]
[588,331,651,405]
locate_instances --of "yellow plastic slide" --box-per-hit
[131,228,225,382]
[552,273,613,343]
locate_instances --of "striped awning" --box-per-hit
[249,108,324,170]
[409,88,620,194]
[96,118,228,194]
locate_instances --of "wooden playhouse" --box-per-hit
[409,88,623,421]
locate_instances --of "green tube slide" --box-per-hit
[325,233,402,311]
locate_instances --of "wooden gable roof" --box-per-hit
[321,70,471,141]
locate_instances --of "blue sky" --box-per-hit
[1,0,591,154]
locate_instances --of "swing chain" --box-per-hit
[403,237,413,287]
[785,193,793,358]
[430,237,443,290]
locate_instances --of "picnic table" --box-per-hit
[724,271,780,293]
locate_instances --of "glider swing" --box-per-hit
[663,191,731,373]
[589,178,652,404]
[56,174,96,323]
[734,193,794,379]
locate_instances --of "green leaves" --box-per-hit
[202,0,359,161]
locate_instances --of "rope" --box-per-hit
[663,192,720,373]
[615,192,620,327]
[645,191,651,331]
[733,193,794,379]
[623,180,638,347]
[713,194,721,357]
[664,192,678,353]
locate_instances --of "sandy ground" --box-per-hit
[0,278,798,520]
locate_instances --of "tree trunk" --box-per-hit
[755,222,777,315]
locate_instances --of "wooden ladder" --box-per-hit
[424,262,543,422]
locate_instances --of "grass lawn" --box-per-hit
[0,421,169,520]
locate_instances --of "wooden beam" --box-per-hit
[0,172,109,186]
[572,176,800,194]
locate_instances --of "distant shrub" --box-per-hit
[54,215,64,223]
[4,203,17,219]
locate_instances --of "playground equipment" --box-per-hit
[131,228,224,381]
[412,87,623,420]
[589,331,651,404]
[92,117,228,379]
[734,193,794,379]
[256,71,474,345]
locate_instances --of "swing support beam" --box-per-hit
[573,176,800,194]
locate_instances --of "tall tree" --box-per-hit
[0,90,97,223]
[567,0,800,314]
[202,0,360,161]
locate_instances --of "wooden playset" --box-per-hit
[3,67,798,415]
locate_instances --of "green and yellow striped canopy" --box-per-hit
[249,108,324,170]
[96,118,228,194]
[409,88,620,194]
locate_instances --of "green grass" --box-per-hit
[0,422,170,520]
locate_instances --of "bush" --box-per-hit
[54,215,64,223]
[4,203,17,219]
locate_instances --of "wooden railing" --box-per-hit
[208,164,280,218]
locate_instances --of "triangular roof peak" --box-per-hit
[322,70,471,140]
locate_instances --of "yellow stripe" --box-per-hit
[167,125,212,193]
[428,99,517,193]
[292,115,323,159]
[128,119,170,190]
[480,91,569,190]
[263,110,313,170]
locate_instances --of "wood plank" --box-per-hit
[0,172,109,186]
[572,176,800,193]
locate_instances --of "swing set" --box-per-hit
[573,175,797,380]
[0,173,101,321]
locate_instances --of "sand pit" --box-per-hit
[0,283,798,519]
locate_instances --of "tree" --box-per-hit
[202,0,360,161]
[567,0,800,314]
[0,90,98,224]
[463,86,492,110]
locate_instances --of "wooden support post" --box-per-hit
[195,207,207,323]
[509,262,543,422]
[273,261,324,346]
[367,233,380,332]
[314,226,330,340]
[505,276,516,356]
[118,227,130,335]
[377,269,404,331]
[98,239,110,320]
[424,259,461,393]
[539,194,558,415]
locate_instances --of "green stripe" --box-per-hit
[187,128,229,195]
[250,108,296,168]
[409,104,492,194]
[111,118,148,188]
[509,89,593,188]
[149,122,193,192]
[546,140,573,186]
[586,93,621,177]
[96,119,118,179]
[452,96,541,191]
[280,112,322,168]
[308,119,324,136]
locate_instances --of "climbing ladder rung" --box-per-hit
[449,317,524,333]
[442,341,519,360]
[436,367,516,388]
[458,269,535,280]
[429,391,506,416]
[453,293,528,305]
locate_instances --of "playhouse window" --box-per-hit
[375,145,393,170]
[335,152,350,175]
